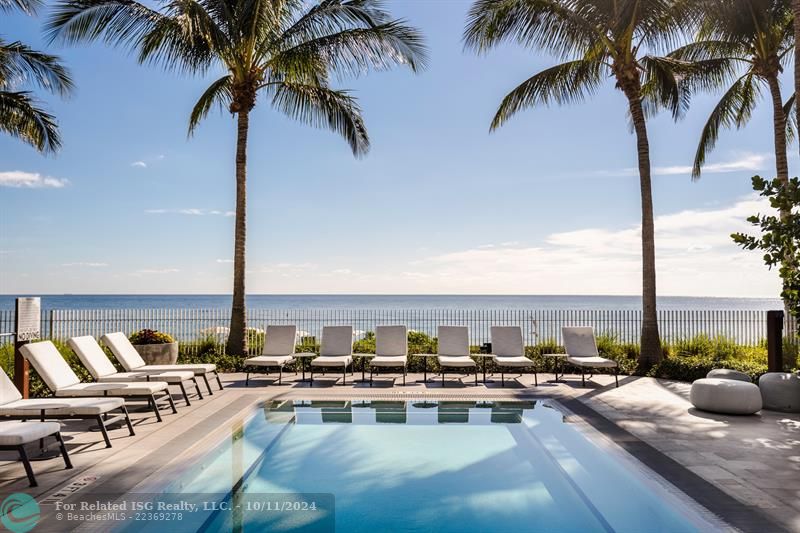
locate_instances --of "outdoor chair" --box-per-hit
[436,326,478,387]
[101,332,223,395]
[562,326,619,387]
[490,326,538,387]
[69,335,203,406]
[0,367,134,448]
[310,326,354,386]
[0,421,72,486]
[368,325,408,386]
[243,325,297,386]
[20,341,177,424]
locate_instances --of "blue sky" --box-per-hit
[0,0,790,296]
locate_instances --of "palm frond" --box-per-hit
[279,0,388,47]
[0,0,41,14]
[46,0,163,47]
[463,0,606,60]
[693,74,760,179]
[269,81,369,156]
[784,93,796,144]
[640,55,693,120]
[0,40,74,96]
[188,74,232,135]
[0,90,60,153]
[490,59,605,130]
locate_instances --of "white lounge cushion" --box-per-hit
[0,421,61,446]
[321,326,353,356]
[311,356,352,368]
[438,326,470,356]
[0,397,124,417]
[135,364,216,375]
[97,370,194,384]
[370,356,407,368]
[438,356,476,368]
[101,332,148,371]
[68,336,119,379]
[494,356,533,368]
[491,327,524,357]
[0,367,23,406]
[55,382,168,397]
[563,327,600,357]
[20,341,82,391]
[263,325,297,356]
[567,356,618,368]
[245,355,294,367]
[376,326,407,357]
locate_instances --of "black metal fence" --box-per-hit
[0,307,783,356]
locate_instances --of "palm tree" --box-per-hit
[670,0,793,184]
[464,0,695,367]
[1,0,73,153]
[47,0,426,356]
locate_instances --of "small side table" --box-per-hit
[358,354,376,382]
[412,354,438,383]
[543,354,568,383]
[472,354,494,384]
[293,353,317,383]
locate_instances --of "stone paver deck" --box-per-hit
[0,370,797,532]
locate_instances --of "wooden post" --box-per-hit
[767,310,784,372]
[13,300,29,399]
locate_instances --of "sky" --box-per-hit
[0,0,791,297]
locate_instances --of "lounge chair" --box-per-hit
[490,326,537,387]
[101,332,223,395]
[562,327,619,387]
[0,421,71,486]
[20,341,177,423]
[368,325,408,386]
[243,325,297,386]
[69,335,203,406]
[310,326,354,386]
[0,367,134,448]
[436,326,478,387]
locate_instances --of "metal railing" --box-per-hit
[0,307,783,356]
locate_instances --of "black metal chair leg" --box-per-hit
[279,366,282,385]
[150,394,163,422]
[193,377,204,400]
[202,374,214,395]
[95,415,112,448]
[501,370,505,387]
[55,432,73,469]
[474,368,478,386]
[215,371,224,390]
[581,368,585,386]
[534,370,538,387]
[166,391,178,414]
[18,445,36,487]
[310,367,314,387]
[245,371,250,387]
[121,405,135,436]
[179,382,191,407]
[615,366,619,387]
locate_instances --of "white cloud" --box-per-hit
[0,171,69,189]
[145,208,234,216]
[135,268,180,275]
[216,259,233,264]
[131,161,147,168]
[332,268,352,275]
[596,153,769,178]
[61,262,109,267]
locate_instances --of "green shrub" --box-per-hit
[129,329,175,345]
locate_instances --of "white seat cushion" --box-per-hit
[245,355,294,367]
[98,371,194,383]
[262,325,297,356]
[493,356,532,367]
[0,421,61,446]
[139,364,216,374]
[310,356,352,368]
[0,397,124,417]
[321,326,353,356]
[566,356,617,368]
[55,382,168,397]
[438,356,476,368]
[370,356,407,368]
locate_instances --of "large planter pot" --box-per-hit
[133,342,179,365]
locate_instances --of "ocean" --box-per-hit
[0,294,783,311]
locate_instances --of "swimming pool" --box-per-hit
[127,400,720,532]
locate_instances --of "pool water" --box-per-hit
[133,400,718,532]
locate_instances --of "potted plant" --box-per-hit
[129,329,179,365]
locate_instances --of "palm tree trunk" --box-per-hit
[225,110,249,356]
[767,72,797,343]
[795,0,800,157]
[627,90,662,368]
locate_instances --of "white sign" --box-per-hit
[16,297,41,341]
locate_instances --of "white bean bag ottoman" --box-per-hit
[706,369,751,382]
[690,378,762,415]
[758,373,800,413]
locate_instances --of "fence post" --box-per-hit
[767,310,784,372]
